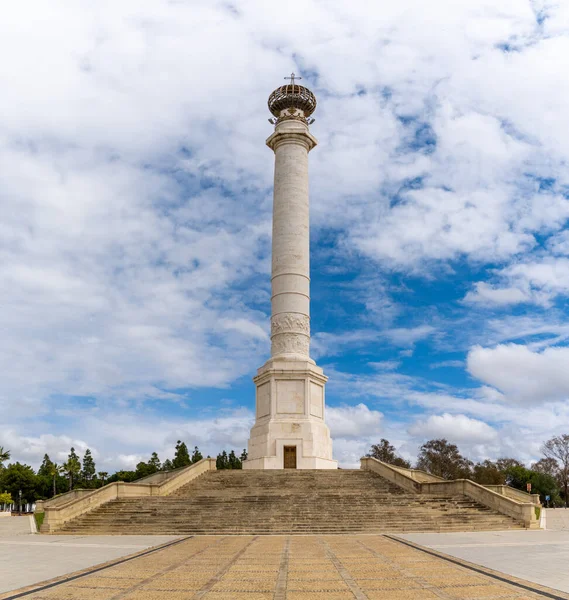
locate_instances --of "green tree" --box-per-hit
[148,452,161,472]
[228,450,241,469]
[34,454,57,499]
[0,463,37,504]
[37,454,54,478]
[0,491,13,510]
[107,470,137,483]
[216,451,229,470]
[162,459,173,471]
[82,449,96,486]
[172,441,191,469]
[505,465,560,502]
[191,446,203,464]
[134,461,154,479]
[532,457,559,478]
[63,448,81,490]
[472,460,505,485]
[98,471,108,486]
[0,446,10,469]
[496,458,524,472]
[240,449,248,463]
[48,462,64,497]
[416,439,473,480]
[542,435,569,505]
[367,439,411,468]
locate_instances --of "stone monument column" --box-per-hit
[243,75,337,470]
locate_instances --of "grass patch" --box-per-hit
[34,512,44,530]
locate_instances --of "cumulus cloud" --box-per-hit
[326,404,383,440]
[465,258,569,307]
[467,343,569,404]
[408,413,498,444]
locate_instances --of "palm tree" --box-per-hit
[63,458,81,491]
[49,463,64,497]
[0,446,10,468]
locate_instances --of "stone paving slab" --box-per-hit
[0,535,181,593]
[398,530,569,594]
[1,535,567,600]
[0,515,33,537]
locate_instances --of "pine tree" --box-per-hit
[64,448,81,490]
[38,454,54,478]
[191,446,203,464]
[172,441,191,469]
[216,451,229,470]
[228,450,241,469]
[82,449,96,486]
[148,452,161,472]
[240,449,248,463]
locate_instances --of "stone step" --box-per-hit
[57,469,525,535]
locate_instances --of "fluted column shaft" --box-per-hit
[266,119,317,359]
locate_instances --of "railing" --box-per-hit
[40,458,216,533]
[483,485,541,505]
[361,457,539,529]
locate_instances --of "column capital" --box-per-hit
[266,121,318,153]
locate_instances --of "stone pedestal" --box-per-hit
[245,357,336,469]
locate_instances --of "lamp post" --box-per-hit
[18,489,22,516]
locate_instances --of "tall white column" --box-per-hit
[268,119,315,361]
[243,78,337,470]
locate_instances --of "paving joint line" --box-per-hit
[1,536,192,600]
[386,535,569,600]
[356,536,455,600]
[192,535,259,599]
[318,537,369,600]
[110,536,227,600]
[273,536,290,600]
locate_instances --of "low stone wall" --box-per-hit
[41,458,216,533]
[484,485,541,505]
[361,457,539,529]
[389,465,445,483]
[36,489,94,513]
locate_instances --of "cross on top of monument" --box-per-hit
[284,72,301,86]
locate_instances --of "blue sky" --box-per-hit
[2,0,569,470]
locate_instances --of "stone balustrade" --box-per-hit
[483,484,541,505]
[361,457,539,529]
[40,458,216,533]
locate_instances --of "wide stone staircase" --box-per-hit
[57,470,524,534]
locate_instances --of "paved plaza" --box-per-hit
[0,533,180,594]
[2,534,567,600]
[399,528,569,594]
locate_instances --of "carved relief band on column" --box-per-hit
[271,334,309,357]
[271,314,310,337]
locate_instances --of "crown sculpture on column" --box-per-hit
[268,73,317,125]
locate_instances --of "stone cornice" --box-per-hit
[266,128,318,152]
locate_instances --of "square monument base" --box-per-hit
[243,358,337,470]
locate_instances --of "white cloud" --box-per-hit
[467,343,569,404]
[326,404,383,440]
[408,413,498,444]
[464,282,530,307]
[369,360,401,371]
[465,258,569,307]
